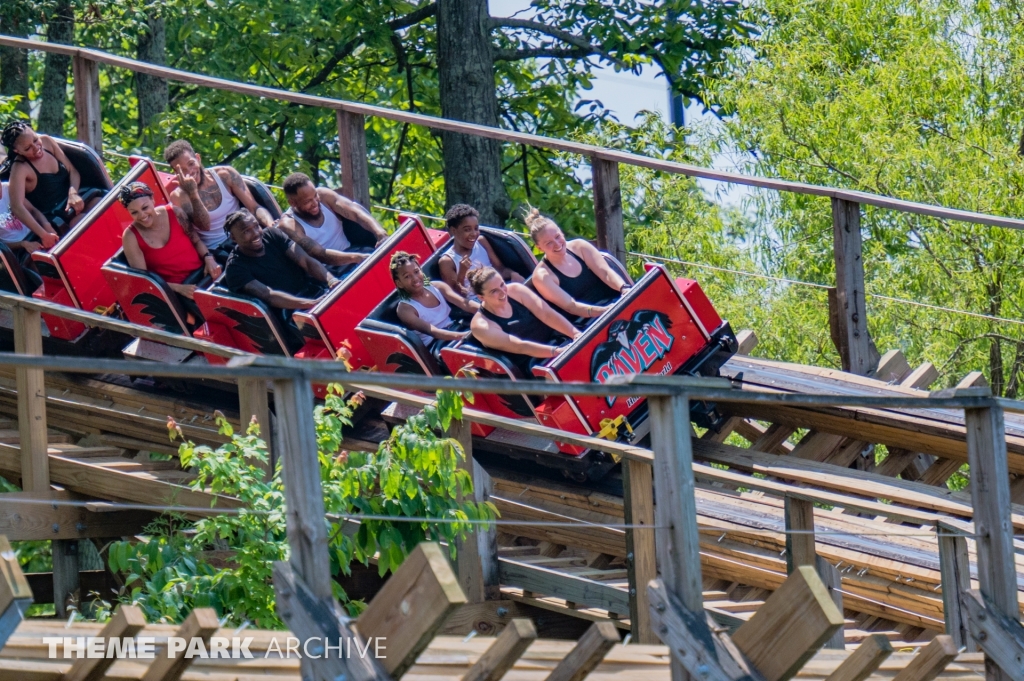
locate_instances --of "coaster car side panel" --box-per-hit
[295,218,440,369]
[31,160,164,340]
[193,288,293,357]
[101,255,193,337]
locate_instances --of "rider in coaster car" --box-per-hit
[221,208,341,341]
[0,179,50,265]
[469,266,581,378]
[391,250,479,359]
[1,119,107,246]
[526,207,630,323]
[119,181,222,303]
[439,204,523,299]
[164,139,274,264]
[278,172,387,277]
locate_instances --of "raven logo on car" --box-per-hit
[590,310,674,406]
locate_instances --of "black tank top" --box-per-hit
[20,149,71,220]
[543,248,618,306]
[476,297,555,376]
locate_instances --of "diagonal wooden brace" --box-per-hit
[0,534,32,651]
[961,590,1024,681]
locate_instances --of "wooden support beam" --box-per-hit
[72,56,102,153]
[271,373,385,681]
[461,618,537,681]
[336,109,371,209]
[64,604,147,681]
[890,635,959,681]
[543,621,620,681]
[961,590,1024,681]
[750,423,795,454]
[958,371,989,389]
[823,634,892,681]
[965,401,1019,681]
[0,490,156,540]
[359,542,468,678]
[14,306,48,492]
[732,565,844,681]
[784,496,815,573]
[592,157,626,266]
[50,538,79,619]
[140,607,219,681]
[903,363,939,390]
[623,458,656,644]
[816,556,845,650]
[876,350,912,384]
[830,198,876,376]
[499,558,628,614]
[0,535,32,652]
[920,458,963,487]
[938,530,974,651]
[453,418,498,603]
[791,431,846,462]
[237,377,272,477]
[736,330,759,356]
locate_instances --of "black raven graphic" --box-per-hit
[590,310,674,405]
[217,307,287,355]
[386,351,426,375]
[131,291,186,335]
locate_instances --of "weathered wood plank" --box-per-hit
[139,607,219,681]
[0,534,32,652]
[64,604,147,681]
[831,198,875,376]
[938,530,974,652]
[823,634,893,681]
[623,458,656,644]
[72,56,102,152]
[542,620,620,681]
[732,565,845,681]
[452,418,498,603]
[461,618,537,681]
[337,109,371,209]
[784,496,816,572]
[890,635,959,681]
[592,158,625,266]
[499,558,628,614]
[14,306,48,493]
[0,490,156,540]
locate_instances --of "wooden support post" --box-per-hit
[237,377,272,477]
[72,56,102,153]
[965,400,1020,681]
[65,604,147,681]
[736,329,759,356]
[938,529,974,651]
[461,618,537,681]
[452,417,498,603]
[816,556,845,650]
[0,535,33,651]
[830,198,875,376]
[543,620,620,681]
[14,306,48,493]
[336,109,371,209]
[732,565,845,681]
[51,538,79,619]
[623,458,656,644]
[824,634,892,681]
[784,495,815,572]
[359,542,468,678]
[271,371,385,681]
[890,635,959,681]
[140,607,219,681]
[592,157,626,266]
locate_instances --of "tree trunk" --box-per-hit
[37,0,75,136]
[136,13,168,137]
[0,3,30,116]
[437,0,510,225]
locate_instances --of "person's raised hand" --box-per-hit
[457,255,472,277]
[175,168,199,197]
[40,231,59,250]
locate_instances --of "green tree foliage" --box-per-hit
[104,388,494,627]
[703,0,1024,392]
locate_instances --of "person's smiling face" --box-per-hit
[13,128,44,162]
[169,150,204,184]
[479,273,507,307]
[449,215,481,250]
[126,196,158,229]
[288,183,322,220]
[228,214,264,255]
[394,260,426,296]
[535,224,567,257]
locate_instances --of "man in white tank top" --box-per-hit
[277,172,387,274]
[164,139,275,260]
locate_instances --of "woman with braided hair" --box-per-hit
[1,120,105,247]
[119,181,221,301]
[390,250,478,354]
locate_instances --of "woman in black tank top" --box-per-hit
[468,267,581,377]
[524,208,630,321]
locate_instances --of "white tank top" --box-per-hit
[0,182,31,244]
[286,202,351,252]
[198,169,241,248]
[442,240,493,291]
[404,284,452,346]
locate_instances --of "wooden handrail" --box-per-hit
[2,34,1023,230]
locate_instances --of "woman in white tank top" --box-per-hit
[197,170,241,249]
[391,251,478,348]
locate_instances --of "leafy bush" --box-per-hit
[106,387,494,627]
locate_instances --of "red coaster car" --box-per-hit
[440,264,737,461]
[355,226,538,376]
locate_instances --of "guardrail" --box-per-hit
[2,34,1023,377]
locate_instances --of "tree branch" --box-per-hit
[494,46,594,61]
[302,2,437,92]
[489,16,626,68]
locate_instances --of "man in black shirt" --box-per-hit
[222,209,340,317]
